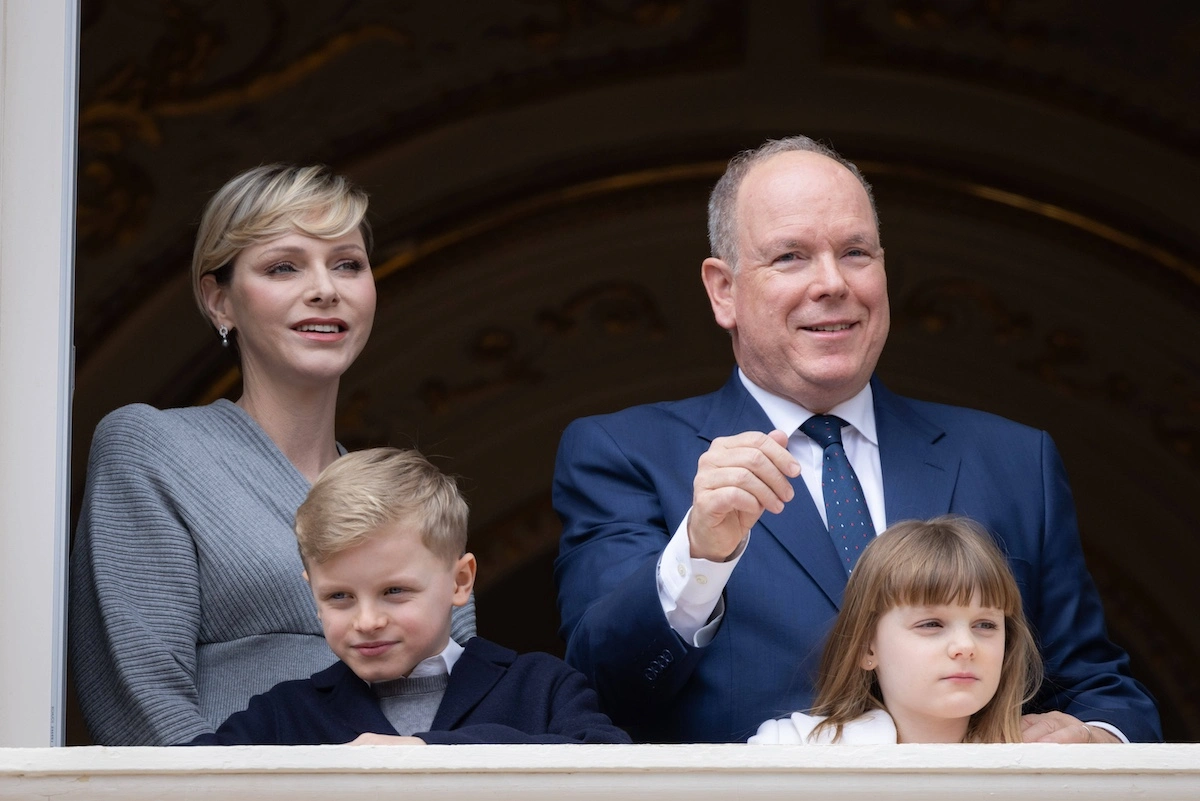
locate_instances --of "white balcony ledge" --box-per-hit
[3,743,1198,800]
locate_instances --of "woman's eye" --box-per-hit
[976,620,1001,630]
[335,259,367,272]
[266,262,297,275]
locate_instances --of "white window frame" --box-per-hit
[0,0,79,747]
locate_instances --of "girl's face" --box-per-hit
[205,227,376,391]
[863,593,1005,743]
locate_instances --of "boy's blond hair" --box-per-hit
[295,448,467,566]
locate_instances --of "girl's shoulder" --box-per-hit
[748,711,824,744]
[749,708,897,744]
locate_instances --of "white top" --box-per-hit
[749,708,897,744]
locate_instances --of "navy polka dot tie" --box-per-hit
[799,414,876,574]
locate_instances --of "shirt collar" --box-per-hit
[405,636,465,679]
[737,369,878,445]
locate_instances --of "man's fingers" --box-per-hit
[1020,712,1099,743]
[697,464,792,514]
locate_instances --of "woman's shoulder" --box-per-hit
[90,401,243,462]
[96,400,236,438]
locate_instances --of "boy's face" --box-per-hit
[305,520,475,683]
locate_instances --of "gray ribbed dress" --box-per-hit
[69,400,476,745]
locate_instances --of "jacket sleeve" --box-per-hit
[69,408,211,745]
[551,416,707,734]
[1027,433,1162,742]
[186,691,284,746]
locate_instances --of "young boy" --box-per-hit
[191,448,629,745]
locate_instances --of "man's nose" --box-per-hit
[808,253,849,297]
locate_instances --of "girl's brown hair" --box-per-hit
[809,515,1042,743]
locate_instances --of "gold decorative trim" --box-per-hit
[860,161,1200,287]
[199,158,1199,404]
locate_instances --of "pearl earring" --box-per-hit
[219,325,229,348]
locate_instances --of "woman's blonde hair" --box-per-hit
[294,448,468,567]
[190,163,372,324]
[809,515,1042,743]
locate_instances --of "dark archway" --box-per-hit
[72,0,1200,741]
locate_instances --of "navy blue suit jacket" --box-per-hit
[553,372,1160,743]
[190,637,630,745]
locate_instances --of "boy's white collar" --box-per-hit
[405,637,465,679]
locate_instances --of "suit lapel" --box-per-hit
[699,373,848,609]
[429,642,504,730]
[318,662,400,736]
[872,378,960,523]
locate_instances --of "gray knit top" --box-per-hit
[69,400,476,745]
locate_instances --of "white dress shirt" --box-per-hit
[657,371,883,644]
[403,637,465,679]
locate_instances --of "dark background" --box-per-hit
[70,0,1200,742]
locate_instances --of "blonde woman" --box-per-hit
[70,165,474,745]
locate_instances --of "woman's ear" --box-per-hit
[199,272,232,331]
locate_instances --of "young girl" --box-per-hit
[750,515,1042,744]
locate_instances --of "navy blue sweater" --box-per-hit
[190,637,630,745]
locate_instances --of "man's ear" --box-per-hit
[199,272,233,332]
[701,256,737,332]
[451,553,477,606]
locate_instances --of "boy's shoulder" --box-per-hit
[457,637,580,682]
[460,636,561,669]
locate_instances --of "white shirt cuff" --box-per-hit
[1086,721,1129,743]
[657,508,747,645]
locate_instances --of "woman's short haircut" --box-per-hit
[294,448,468,567]
[190,163,372,322]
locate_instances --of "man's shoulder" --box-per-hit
[880,384,1042,437]
[563,382,732,438]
